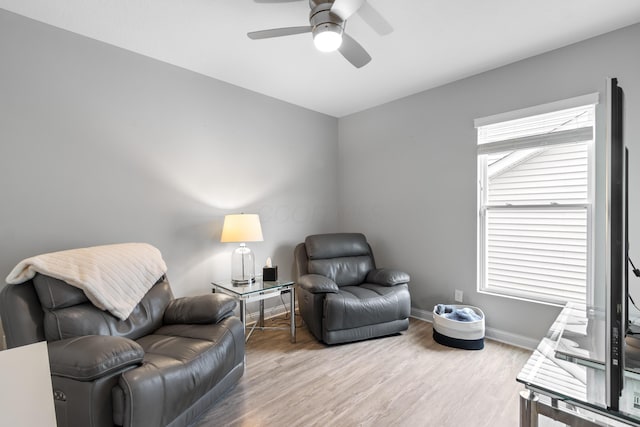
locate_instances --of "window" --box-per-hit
[476,95,597,305]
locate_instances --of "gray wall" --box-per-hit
[2,8,639,349]
[338,23,640,346]
[0,10,339,303]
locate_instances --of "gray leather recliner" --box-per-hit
[0,274,244,427]
[294,233,411,345]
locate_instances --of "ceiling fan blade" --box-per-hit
[331,0,366,20]
[357,2,393,36]
[338,33,371,68]
[254,0,303,3]
[247,26,312,40]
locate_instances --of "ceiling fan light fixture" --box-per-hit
[313,23,343,52]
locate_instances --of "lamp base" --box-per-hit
[232,277,256,286]
[230,243,256,286]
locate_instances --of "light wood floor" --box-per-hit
[194,316,531,427]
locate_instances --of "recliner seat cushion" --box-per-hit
[115,317,244,427]
[323,283,411,331]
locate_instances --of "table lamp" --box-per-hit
[220,213,264,285]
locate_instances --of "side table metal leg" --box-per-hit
[240,300,246,337]
[520,390,539,427]
[259,299,264,328]
[290,287,296,343]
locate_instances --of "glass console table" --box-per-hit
[517,302,640,426]
[212,278,296,343]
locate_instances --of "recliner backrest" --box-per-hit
[33,273,173,342]
[304,233,375,287]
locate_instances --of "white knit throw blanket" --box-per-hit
[6,243,168,321]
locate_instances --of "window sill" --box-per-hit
[477,288,568,308]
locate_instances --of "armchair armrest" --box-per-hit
[48,335,144,381]
[297,274,339,294]
[164,293,237,325]
[366,268,410,286]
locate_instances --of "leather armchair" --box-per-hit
[294,233,411,344]
[0,274,244,427]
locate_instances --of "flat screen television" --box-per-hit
[606,76,626,411]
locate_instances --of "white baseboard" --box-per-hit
[244,300,295,324]
[242,304,538,350]
[410,307,434,323]
[483,327,539,350]
[410,307,538,350]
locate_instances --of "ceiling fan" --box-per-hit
[247,0,393,68]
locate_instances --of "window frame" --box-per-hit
[476,95,598,306]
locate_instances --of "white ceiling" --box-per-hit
[2,0,640,117]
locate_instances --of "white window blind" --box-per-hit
[477,102,595,305]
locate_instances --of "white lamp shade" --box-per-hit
[220,214,264,243]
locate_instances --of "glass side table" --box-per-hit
[517,302,640,426]
[212,278,296,343]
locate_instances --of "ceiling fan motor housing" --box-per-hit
[309,1,344,37]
